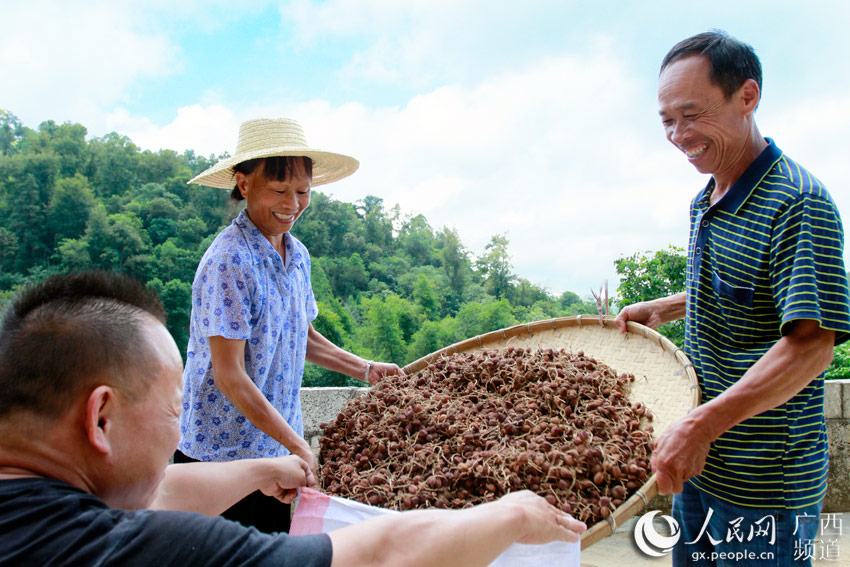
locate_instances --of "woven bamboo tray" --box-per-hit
[401,314,700,550]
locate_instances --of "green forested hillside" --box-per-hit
[0,111,598,386]
[3,111,848,383]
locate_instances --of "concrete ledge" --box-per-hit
[301,379,850,512]
[828,416,850,512]
[301,386,368,450]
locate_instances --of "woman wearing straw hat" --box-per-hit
[174,118,403,533]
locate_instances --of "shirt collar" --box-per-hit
[234,209,293,265]
[695,138,783,214]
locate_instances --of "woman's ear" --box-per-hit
[85,385,115,455]
[235,171,250,200]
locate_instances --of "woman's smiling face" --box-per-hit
[235,158,312,246]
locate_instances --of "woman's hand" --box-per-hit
[366,361,404,385]
[290,440,319,486]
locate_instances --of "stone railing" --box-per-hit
[301,378,850,512]
[826,378,850,511]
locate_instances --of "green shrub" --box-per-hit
[826,342,850,380]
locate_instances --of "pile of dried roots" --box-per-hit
[319,347,654,525]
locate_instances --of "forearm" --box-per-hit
[689,320,835,441]
[305,325,367,380]
[616,292,686,332]
[207,337,305,451]
[329,502,526,567]
[650,292,687,324]
[215,369,305,451]
[150,460,275,516]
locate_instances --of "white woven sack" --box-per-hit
[291,488,580,567]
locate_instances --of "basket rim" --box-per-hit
[401,314,700,549]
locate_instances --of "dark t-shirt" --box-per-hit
[0,477,333,567]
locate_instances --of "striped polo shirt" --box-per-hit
[685,138,850,509]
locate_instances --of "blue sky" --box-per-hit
[3,0,849,297]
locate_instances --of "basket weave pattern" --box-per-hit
[402,315,700,549]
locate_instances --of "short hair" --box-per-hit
[660,30,762,99]
[0,271,167,419]
[229,156,314,201]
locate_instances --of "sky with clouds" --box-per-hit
[2,0,849,298]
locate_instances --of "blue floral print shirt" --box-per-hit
[178,210,318,461]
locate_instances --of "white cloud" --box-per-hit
[761,95,850,212]
[122,70,850,299]
[289,47,698,295]
[108,104,239,156]
[26,0,846,300]
[283,0,438,42]
[0,1,181,131]
[122,42,701,296]
[281,0,567,89]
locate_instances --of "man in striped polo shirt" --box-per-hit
[616,30,850,565]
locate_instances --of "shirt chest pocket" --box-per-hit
[712,271,756,342]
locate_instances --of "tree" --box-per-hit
[826,342,850,380]
[408,318,459,362]
[89,132,138,198]
[615,246,687,346]
[44,121,89,177]
[509,277,549,308]
[186,184,230,232]
[438,228,471,312]
[81,206,150,270]
[104,212,150,266]
[295,192,364,258]
[181,149,221,177]
[47,174,95,245]
[81,205,114,268]
[176,217,209,248]
[152,240,197,282]
[323,253,369,299]
[0,110,26,156]
[398,214,439,267]
[455,299,517,339]
[148,218,179,245]
[411,272,440,319]
[367,254,410,290]
[559,290,583,310]
[356,195,394,251]
[0,110,23,156]
[357,293,417,365]
[56,238,91,271]
[142,196,181,224]
[0,111,642,388]
[0,227,19,279]
[313,300,348,347]
[558,292,598,316]
[148,278,192,357]
[476,234,515,299]
[1,172,53,272]
[137,149,183,186]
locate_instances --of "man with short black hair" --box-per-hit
[0,271,585,566]
[617,30,850,566]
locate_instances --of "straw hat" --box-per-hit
[188,118,360,188]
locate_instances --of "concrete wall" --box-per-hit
[825,379,850,512]
[301,379,850,512]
